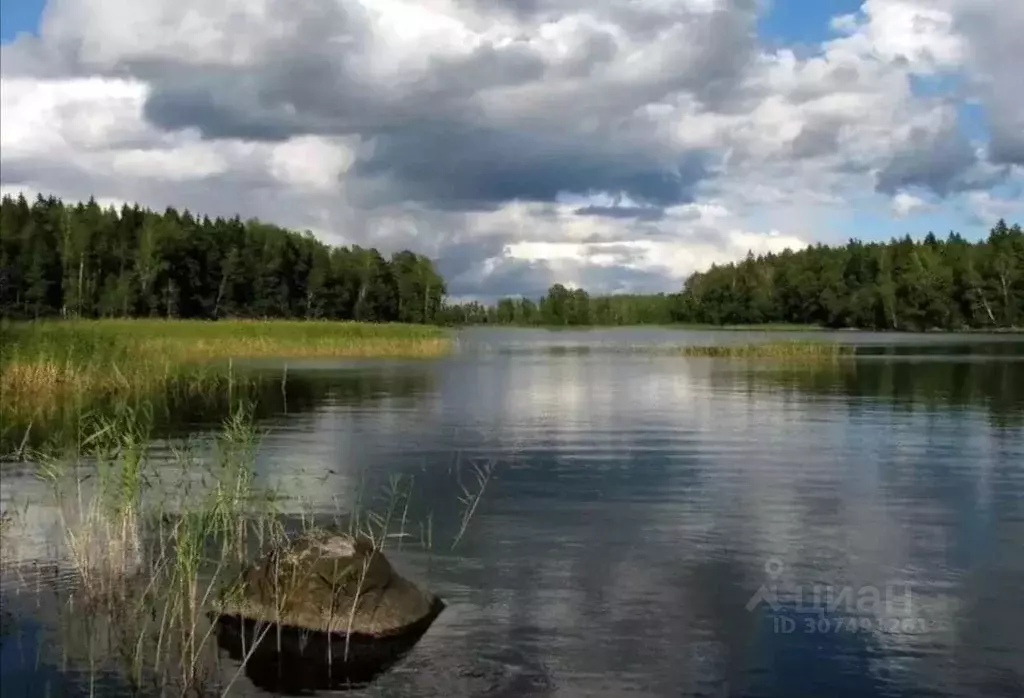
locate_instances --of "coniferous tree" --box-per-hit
[439,221,1024,331]
[0,194,447,323]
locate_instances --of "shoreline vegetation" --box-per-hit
[506,339,859,359]
[0,319,452,456]
[0,402,494,696]
[674,341,856,358]
[474,322,1023,333]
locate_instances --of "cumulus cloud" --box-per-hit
[953,0,1024,167]
[1,0,1019,298]
[891,192,931,218]
[966,181,1024,227]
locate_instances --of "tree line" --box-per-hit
[0,194,446,323]
[444,221,1024,331]
[2,193,1020,331]
[438,289,680,326]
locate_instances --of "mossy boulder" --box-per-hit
[215,529,443,637]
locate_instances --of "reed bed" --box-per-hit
[1,402,493,696]
[0,319,452,455]
[492,340,857,359]
[675,340,856,359]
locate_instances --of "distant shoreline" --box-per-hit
[450,323,1024,334]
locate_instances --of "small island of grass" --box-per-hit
[676,341,856,359]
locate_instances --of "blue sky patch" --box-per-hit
[0,0,44,42]
[757,0,863,48]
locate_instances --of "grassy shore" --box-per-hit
[0,319,451,455]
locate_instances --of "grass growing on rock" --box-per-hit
[0,319,451,455]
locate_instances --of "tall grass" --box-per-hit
[676,340,856,359]
[0,397,489,696]
[22,404,261,694]
[0,319,452,455]
[670,322,825,331]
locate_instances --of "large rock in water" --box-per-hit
[212,529,444,691]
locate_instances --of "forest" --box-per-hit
[0,194,446,323]
[446,221,1024,331]
[1,194,1021,331]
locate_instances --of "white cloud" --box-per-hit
[892,191,931,217]
[831,0,964,72]
[0,77,153,157]
[967,187,1024,226]
[0,0,1019,298]
[268,136,357,193]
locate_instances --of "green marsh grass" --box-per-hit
[675,340,856,359]
[668,322,825,331]
[499,340,856,359]
[0,319,452,455]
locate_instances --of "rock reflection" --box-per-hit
[213,609,444,695]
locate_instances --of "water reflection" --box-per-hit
[2,329,1024,697]
[213,609,445,695]
[712,358,1024,426]
[161,363,437,436]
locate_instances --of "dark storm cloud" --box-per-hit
[143,80,304,142]
[349,122,711,210]
[132,27,711,212]
[0,0,769,218]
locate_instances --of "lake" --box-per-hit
[2,327,1023,697]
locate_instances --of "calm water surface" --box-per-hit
[2,328,1024,697]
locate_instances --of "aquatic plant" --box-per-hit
[675,341,856,359]
[0,319,452,455]
[2,395,496,696]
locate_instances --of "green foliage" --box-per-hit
[441,221,1024,331]
[0,194,447,323]
[674,224,1024,330]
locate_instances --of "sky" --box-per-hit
[1,0,1022,301]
